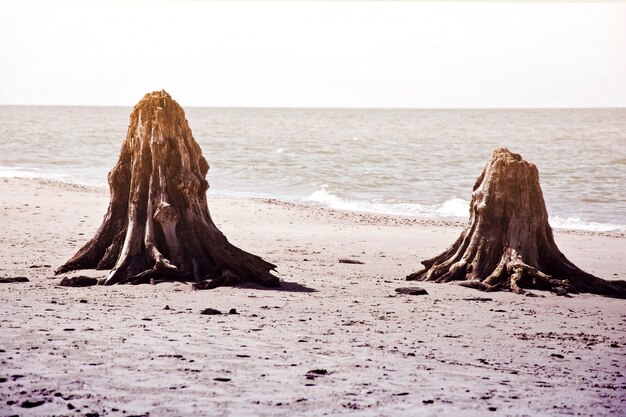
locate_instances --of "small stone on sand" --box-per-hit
[58,276,98,287]
[200,308,222,315]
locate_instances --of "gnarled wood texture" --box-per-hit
[56,90,279,288]
[407,148,626,298]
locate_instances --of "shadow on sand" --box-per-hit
[233,279,317,293]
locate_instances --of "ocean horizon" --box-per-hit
[1,105,625,232]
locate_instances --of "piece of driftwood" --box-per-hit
[395,287,428,295]
[407,148,626,298]
[0,277,29,283]
[338,259,365,265]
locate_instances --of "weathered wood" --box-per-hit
[395,287,428,295]
[0,277,29,283]
[56,90,279,288]
[407,148,626,298]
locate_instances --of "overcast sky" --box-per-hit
[1,0,625,108]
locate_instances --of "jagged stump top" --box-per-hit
[470,148,549,235]
[128,90,192,144]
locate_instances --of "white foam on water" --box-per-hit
[436,197,469,217]
[306,188,469,218]
[307,188,345,206]
[305,188,626,232]
[548,216,625,232]
[0,165,106,187]
[0,166,65,181]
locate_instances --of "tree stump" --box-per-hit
[56,90,279,288]
[407,148,626,298]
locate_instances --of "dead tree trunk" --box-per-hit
[56,90,279,288]
[407,148,626,298]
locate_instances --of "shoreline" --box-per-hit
[3,176,625,238]
[1,176,625,416]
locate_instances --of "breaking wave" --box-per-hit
[306,188,470,218]
[548,216,625,233]
[305,188,625,232]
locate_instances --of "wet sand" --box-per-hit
[0,177,624,416]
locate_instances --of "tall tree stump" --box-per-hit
[56,90,279,288]
[407,148,626,298]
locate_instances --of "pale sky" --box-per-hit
[1,0,625,108]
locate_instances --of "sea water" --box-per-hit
[0,106,624,232]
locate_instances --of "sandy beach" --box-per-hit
[0,177,625,416]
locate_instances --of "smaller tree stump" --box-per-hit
[407,148,626,298]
